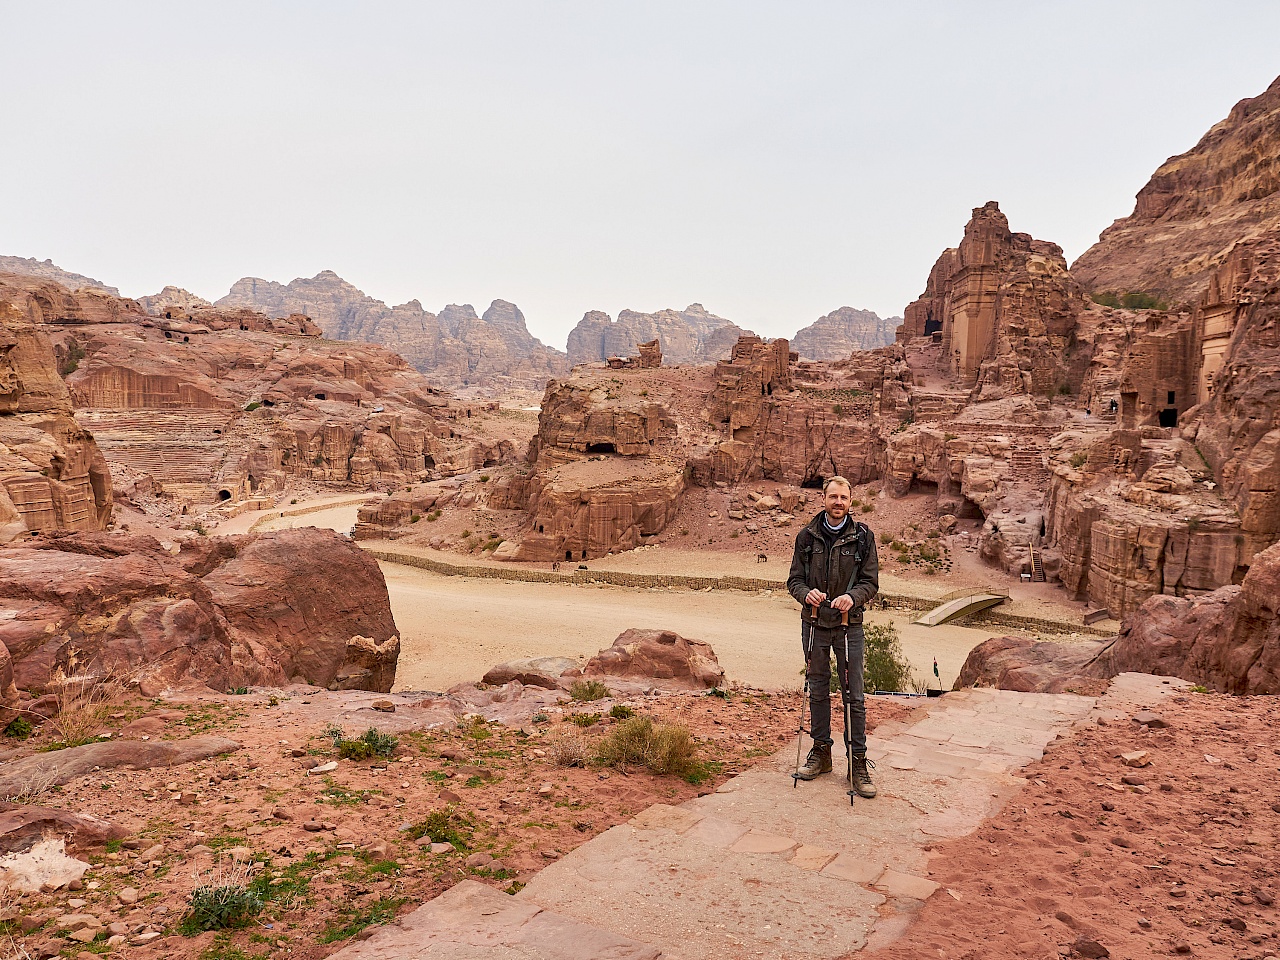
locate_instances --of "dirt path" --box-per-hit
[381,563,1003,693]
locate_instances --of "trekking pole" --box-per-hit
[793,606,817,787]
[840,612,856,805]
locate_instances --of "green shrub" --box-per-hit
[479,474,490,482]
[1120,291,1165,310]
[324,724,399,760]
[609,704,634,719]
[407,807,474,850]
[569,679,609,702]
[863,622,914,693]
[4,717,33,739]
[1091,291,1122,308]
[568,712,600,727]
[1069,452,1088,469]
[59,340,86,377]
[244,401,262,412]
[180,881,263,933]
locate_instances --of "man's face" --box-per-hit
[823,483,851,521]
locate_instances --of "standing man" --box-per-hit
[786,476,879,798]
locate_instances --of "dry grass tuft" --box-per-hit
[547,730,592,768]
[596,716,699,779]
[45,669,126,749]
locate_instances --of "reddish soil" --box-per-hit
[8,685,912,959]
[867,690,1280,960]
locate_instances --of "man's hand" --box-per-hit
[804,589,827,607]
[829,593,854,613]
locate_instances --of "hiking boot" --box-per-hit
[849,753,877,799]
[794,744,832,780]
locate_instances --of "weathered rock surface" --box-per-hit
[0,277,113,542]
[954,635,1109,696]
[0,737,241,798]
[136,285,211,315]
[566,304,752,366]
[791,306,899,361]
[566,629,726,690]
[899,201,1086,399]
[218,272,569,390]
[1072,74,1280,306]
[0,275,513,507]
[0,804,129,853]
[0,256,119,295]
[481,657,580,690]
[959,541,1280,694]
[0,527,400,695]
[1191,232,1280,551]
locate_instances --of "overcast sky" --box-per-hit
[4,2,1279,349]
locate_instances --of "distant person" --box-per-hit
[786,476,879,798]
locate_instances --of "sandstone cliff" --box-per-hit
[217,272,568,390]
[0,275,514,510]
[791,306,899,361]
[0,256,119,296]
[0,277,112,542]
[1190,231,1280,554]
[137,285,212,315]
[1072,74,1280,305]
[898,201,1086,400]
[957,539,1280,695]
[565,304,753,366]
[0,528,400,694]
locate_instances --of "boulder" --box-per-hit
[0,804,129,854]
[0,736,241,799]
[482,657,579,690]
[0,527,401,694]
[955,636,1110,696]
[568,629,726,690]
[957,541,1280,695]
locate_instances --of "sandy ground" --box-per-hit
[382,563,1004,694]
[214,497,373,536]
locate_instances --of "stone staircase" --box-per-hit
[75,410,233,499]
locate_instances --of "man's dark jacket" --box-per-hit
[787,511,879,628]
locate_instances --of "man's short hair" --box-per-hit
[822,476,852,495]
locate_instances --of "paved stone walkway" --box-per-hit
[333,675,1180,960]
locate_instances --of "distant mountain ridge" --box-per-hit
[0,256,900,384]
[791,307,900,360]
[216,271,569,390]
[0,256,119,296]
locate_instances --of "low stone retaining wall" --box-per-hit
[248,496,377,533]
[364,547,1113,638]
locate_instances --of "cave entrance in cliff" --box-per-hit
[924,317,942,335]
[801,476,825,490]
[587,443,615,454]
[564,550,572,560]
[1158,408,1179,427]
[908,477,938,495]
[218,490,232,501]
[315,393,327,401]
[957,496,984,520]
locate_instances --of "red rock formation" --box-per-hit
[1191,232,1280,554]
[0,281,112,542]
[958,540,1280,695]
[0,275,513,507]
[565,629,726,691]
[0,528,400,695]
[217,273,568,390]
[1072,74,1280,306]
[899,202,1085,399]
